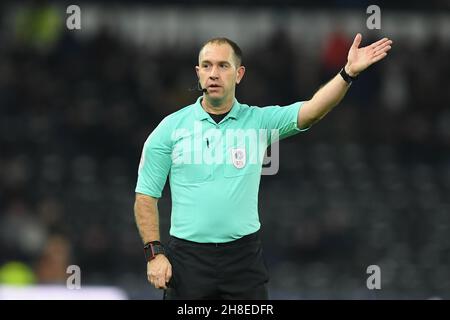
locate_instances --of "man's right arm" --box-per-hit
[134,193,160,243]
[134,193,172,290]
[135,117,174,289]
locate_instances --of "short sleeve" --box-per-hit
[135,118,173,198]
[260,101,310,143]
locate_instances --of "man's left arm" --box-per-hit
[298,33,393,130]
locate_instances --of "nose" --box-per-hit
[209,66,219,80]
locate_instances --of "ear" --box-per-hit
[195,66,200,79]
[236,66,246,84]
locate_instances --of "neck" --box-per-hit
[201,95,234,115]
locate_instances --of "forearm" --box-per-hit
[134,193,160,244]
[298,70,350,129]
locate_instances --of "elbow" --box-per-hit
[298,100,322,129]
[134,193,158,211]
[298,113,321,130]
[308,114,322,126]
[303,108,332,128]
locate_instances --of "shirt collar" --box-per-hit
[194,96,241,121]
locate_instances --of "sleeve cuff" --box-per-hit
[295,101,311,132]
[135,188,162,199]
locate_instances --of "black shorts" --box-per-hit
[163,230,269,300]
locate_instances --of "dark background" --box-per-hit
[0,0,449,299]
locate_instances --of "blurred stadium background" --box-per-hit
[0,0,449,299]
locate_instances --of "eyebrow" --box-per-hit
[200,60,231,65]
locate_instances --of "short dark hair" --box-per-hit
[199,37,243,67]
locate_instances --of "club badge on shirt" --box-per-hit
[231,148,246,169]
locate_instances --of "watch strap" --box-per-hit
[340,67,358,84]
[144,241,165,262]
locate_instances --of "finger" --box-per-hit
[373,40,392,51]
[352,33,362,48]
[373,45,392,57]
[373,40,393,53]
[374,45,391,55]
[153,268,166,289]
[148,271,158,287]
[165,263,172,284]
[156,276,167,289]
[371,52,388,64]
[370,37,390,49]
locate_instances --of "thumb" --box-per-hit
[352,33,362,49]
[165,262,172,283]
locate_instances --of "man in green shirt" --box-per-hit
[135,35,392,299]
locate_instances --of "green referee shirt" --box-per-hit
[136,96,309,243]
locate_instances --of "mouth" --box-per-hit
[208,84,222,89]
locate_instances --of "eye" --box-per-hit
[220,63,229,69]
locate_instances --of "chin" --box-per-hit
[207,93,224,101]
[206,95,226,107]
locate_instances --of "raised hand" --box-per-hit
[345,33,393,77]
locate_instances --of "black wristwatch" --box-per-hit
[144,241,165,262]
[340,67,358,84]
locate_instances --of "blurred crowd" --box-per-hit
[0,3,449,299]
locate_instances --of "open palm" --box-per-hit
[346,33,393,76]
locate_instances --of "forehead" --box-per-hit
[199,43,234,63]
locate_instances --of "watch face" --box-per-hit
[144,243,165,261]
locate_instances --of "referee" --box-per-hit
[134,35,392,299]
